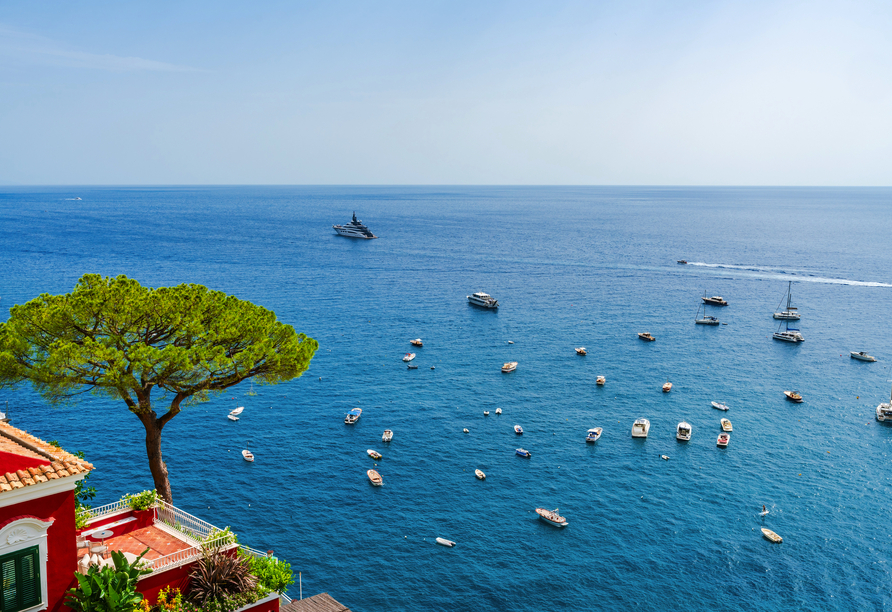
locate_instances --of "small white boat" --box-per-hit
[242,448,254,462]
[638,332,656,342]
[484,411,489,416]
[585,427,602,443]
[514,425,523,434]
[367,469,383,486]
[367,449,382,460]
[345,408,362,424]
[230,406,244,416]
[661,455,670,461]
[850,351,876,362]
[475,469,486,480]
[721,418,732,432]
[717,433,730,447]
[784,391,803,403]
[711,401,730,411]
[495,408,502,415]
[676,422,692,441]
[516,448,531,458]
[508,341,514,344]
[761,528,782,543]
[467,292,499,309]
[702,295,728,306]
[773,281,800,320]
[435,537,456,547]
[535,508,568,527]
[410,338,423,347]
[662,381,672,392]
[876,381,892,421]
[382,429,393,442]
[463,428,469,433]
[403,353,416,362]
[502,361,518,373]
[575,347,587,356]
[227,414,239,421]
[407,364,418,370]
[632,418,650,438]
[596,376,606,385]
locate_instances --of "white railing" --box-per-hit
[155,501,220,542]
[84,500,130,521]
[144,534,235,574]
[239,545,273,559]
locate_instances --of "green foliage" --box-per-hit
[203,526,238,545]
[188,544,257,606]
[121,490,158,511]
[152,589,267,612]
[239,551,295,594]
[66,549,151,612]
[75,505,93,530]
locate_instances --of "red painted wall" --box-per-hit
[77,507,156,538]
[0,489,77,612]
[0,451,50,473]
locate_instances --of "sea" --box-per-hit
[1,186,891,611]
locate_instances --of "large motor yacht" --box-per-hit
[467,292,499,308]
[676,422,692,441]
[876,381,892,422]
[631,418,650,438]
[333,212,377,239]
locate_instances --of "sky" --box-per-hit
[0,0,890,185]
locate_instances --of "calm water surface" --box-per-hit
[1,186,891,611]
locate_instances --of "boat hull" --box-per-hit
[695,319,720,325]
[850,352,876,362]
[773,312,800,320]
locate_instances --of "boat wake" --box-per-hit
[683,262,892,288]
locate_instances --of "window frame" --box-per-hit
[0,545,42,612]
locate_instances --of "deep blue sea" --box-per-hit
[1,186,892,611]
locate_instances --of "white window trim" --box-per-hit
[0,517,54,612]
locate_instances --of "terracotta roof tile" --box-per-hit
[0,423,93,495]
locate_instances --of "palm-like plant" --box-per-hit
[188,544,257,605]
[66,549,151,612]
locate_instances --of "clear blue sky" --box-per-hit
[1,0,889,185]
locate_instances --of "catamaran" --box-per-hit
[773,281,800,320]
[773,319,804,343]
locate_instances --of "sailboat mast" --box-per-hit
[786,281,792,311]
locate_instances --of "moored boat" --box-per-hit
[676,422,692,441]
[516,448,531,458]
[333,212,377,239]
[695,303,720,325]
[345,408,362,424]
[717,433,730,447]
[876,380,892,421]
[435,537,455,547]
[502,361,518,373]
[403,353,416,362]
[761,528,782,543]
[784,391,803,403]
[407,364,418,370]
[575,347,587,356]
[851,351,876,362]
[773,319,804,342]
[632,418,650,438]
[367,469,383,486]
[702,295,728,306]
[367,449,382,460]
[475,469,486,480]
[711,401,730,411]
[227,414,239,421]
[721,418,732,432]
[230,406,244,416]
[596,375,606,385]
[410,338,423,347]
[467,292,499,309]
[585,427,602,443]
[242,448,254,462]
[773,281,800,320]
[662,381,672,392]
[514,425,523,434]
[535,507,568,527]
[495,408,502,414]
[484,411,490,416]
[638,332,656,342]
[382,429,393,442]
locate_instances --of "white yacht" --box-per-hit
[333,212,377,239]
[711,401,730,411]
[536,508,568,527]
[403,353,416,362]
[467,292,499,308]
[495,408,502,415]
[702,295,728,306]
[773,281,800,320]
[773,319,804,343]
[721,418,733,432]
[631,418,650,438]
[851,351,877,362]
[230,406,244,416]
[382,429,393,442]
[585,427,602,443]
[501,362,518,373]
[596,375,606,385]
[876,381,892,422]
[695,303,720,325]
[676,422,692,441]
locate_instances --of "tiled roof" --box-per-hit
[0,422,93,494]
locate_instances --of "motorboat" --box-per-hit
[535,508,568,527]
[475,469,486,480]
[367,449,382,460]
[514,425,523,435]
[382,430,393,442]
[761,528,782,543]
[403,353,416,362]
[851,351,876,362]
[638,332,656,342]
[345,408,362,424]
[596,376,606,385]
[467,292,499,309]
[242,447,254,462]
[721,418,733,432]
[333,212,377,239]
[784,391,803,403]
[631,418,650,438]
[230,406,244,416]
[410,338,423,347]
[516,448,531,458]
[662,381,672,392]
[484,411,490,416]
[502,362,518,373]
[773,319,804,343]
[575,347,587,356]
[495,408,502,415]
[711,401,730,411]
[875,381,892,421]
[676,422,692,441]
[227,414,239,422]
[407,364,418,370]
[677,260,688,264]
[717,433,730,447]
[773,281,800,320]
[585,427,602,443]
[661,455,670,460]
[435,537,455,547]
[367,469,383,486]
[702,296,728,306]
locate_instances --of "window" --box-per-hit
[0,546,41,612]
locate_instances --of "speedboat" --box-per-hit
[575,347,587,356]
[467,292,499,309]
[403,353,416,362]
[367,449,382,460]
[676,422,692,441]
[475,469,486,480]
[484,411,490,416]
[677,260,688,264]
[514,425,523,434]
[382,430,393,442]
[495,408,502,415]
[717,433,730,447]
[784,391,803,403]
[631,418,650,438]
[410,338,423,347]
[638,332,656,342]
[851,351,876,362]
[463,428,469,433]
[585,427,602,443]
[242,448,254,462]
[721,418,732,432]
[407,364,418,370]
[761,528,782,543]
[436,537,455,547]
[367,469,383,486]
[702,296,728,306]
[502,362,518,373]
[773,281,800,320]
[536,508,568,527]
[875,381,892,421]
[596,375,606,385]
[345,408,362,424]
[711,401,730,411]
[516,448,531,458]
[227,414,239,422]
[333,212,377,239]
[230,406,244,416]
[662,381,672,392]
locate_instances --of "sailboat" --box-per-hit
[773,319,804,343]
[695,303,720,326]
[773,281,800,320]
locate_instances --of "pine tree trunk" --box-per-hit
[139,412,173,504]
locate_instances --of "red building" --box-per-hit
[0,421,280,612]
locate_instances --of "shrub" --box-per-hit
[66,549,151,612]
[239,552,295,594]
[203,526,238,546]
[122,489,159,511]
[188,544,257,606]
